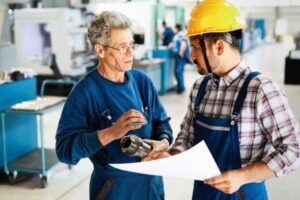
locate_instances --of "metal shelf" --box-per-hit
[8,148,59,173]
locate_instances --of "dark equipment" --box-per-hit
[284,56,300,84]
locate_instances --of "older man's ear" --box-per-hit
[94,44,105,59]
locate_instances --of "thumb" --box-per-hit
[143,139,154,145]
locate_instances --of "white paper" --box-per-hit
[110,141,220,181]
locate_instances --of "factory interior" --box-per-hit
[1,0,300,199]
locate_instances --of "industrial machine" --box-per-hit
[14,8,92,77]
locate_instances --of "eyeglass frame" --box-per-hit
[102,44,139,54]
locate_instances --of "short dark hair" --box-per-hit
[162,21,166,26]
[203,30,242,51]
[175,23,182,31]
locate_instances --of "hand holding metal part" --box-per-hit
[141,138,170,161]
[100,109,146,145]
[120,135,170,159]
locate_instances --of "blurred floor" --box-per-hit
[1,43,300,200]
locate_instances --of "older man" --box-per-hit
[56,11,172,200]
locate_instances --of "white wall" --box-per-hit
[0,5,6,40]
[86,1,156,50]
[278,7,300,36]
[162,1,300,38]
[241,6,300,37]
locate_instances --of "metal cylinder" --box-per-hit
[120,134,152,158]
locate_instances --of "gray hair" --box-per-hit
[88,11,132,47]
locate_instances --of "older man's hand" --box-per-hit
[142,151,171,162]
[141,138,170,161]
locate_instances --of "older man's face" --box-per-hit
[103,28,135,72]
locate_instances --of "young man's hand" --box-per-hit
[203,169,245,194]
[204,162,275,194]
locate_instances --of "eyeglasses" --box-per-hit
[104,44,138,54]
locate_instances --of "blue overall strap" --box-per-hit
[231,71,261,122]
[193,74,212,113]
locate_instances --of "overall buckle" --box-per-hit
[230,112,239,126]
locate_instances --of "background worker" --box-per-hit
[169,23,190,94]
[146,0,300,199]
[56,11,172,200]
[157,20,174,46]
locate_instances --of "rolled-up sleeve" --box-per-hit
[257,80,300,177]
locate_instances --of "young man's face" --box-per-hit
[189,37,221,75]
[189,37,210,75]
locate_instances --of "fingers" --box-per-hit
[141,139,170,162]
[109,109,145,140]
[204,174,226,185]
[156,152,171,159]
[142,152,159,162]
[204,177,233,194]
[143,139,169,153]
[118,109,146,129]
[142,152,170,162]
[143,139,154,145]
[110,109,147,140]
[204,171,241,194]
[120,109,144,122]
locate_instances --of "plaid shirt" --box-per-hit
[171,59,300,177]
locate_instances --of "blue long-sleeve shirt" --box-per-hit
[56,69,173,167]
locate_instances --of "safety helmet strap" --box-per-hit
[199,36,212,74]
[198,31,242,74]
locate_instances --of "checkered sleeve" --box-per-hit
[257,79,300,177]
[170,80,201,152]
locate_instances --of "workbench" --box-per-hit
[0,78,71,188]
[0,78,37,170]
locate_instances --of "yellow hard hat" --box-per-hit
[186,0,247,37]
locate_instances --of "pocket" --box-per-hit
[238,181,267,200]
[100,109,114,128]
[95,177,116,200]
[143,106,151,123]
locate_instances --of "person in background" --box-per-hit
[157,20,174,46]
[145,0,300,199]
[169,23,190,94]
[55,11,172,200]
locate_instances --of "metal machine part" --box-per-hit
[120,134,152,158]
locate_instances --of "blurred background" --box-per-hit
[1,0,300,199]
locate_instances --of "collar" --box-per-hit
[212,59,248,87]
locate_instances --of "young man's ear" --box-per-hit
[94,44,105,59]
[215,39,224,56]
